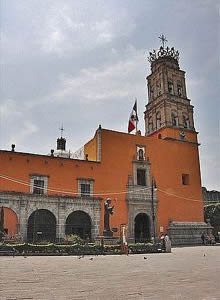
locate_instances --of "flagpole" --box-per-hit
[135,98,138,134]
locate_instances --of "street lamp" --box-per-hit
[151,176,157,241]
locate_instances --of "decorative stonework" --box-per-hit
[126,184,158,242]
[0,191,102,241]
[148,46,179,64]
[145,39,196,137]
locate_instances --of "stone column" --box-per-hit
[57,200,66,242]
[91,206,101,240]
[19,211,28,241]
[128,205,135,243]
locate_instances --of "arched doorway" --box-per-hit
[65,211,91,240]
[27,209,56,242]
[0,207,18,237]
[134,213,151,243]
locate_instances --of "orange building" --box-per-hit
[0,42,209,245]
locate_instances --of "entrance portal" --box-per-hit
[27,209,56,242]
[65,211,91,240]
[134,213,151,243]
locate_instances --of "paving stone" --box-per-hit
[0,246,219,300]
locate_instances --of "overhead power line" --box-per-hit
[0,173,203,202]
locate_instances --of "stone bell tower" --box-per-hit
[144,35,196,141]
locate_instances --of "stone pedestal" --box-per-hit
[95,235,119,246]
[168,221,213,246]
[103,230,113,237]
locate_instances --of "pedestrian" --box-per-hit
[160,234,165,251]
[164,234,171,253]
[201,232,205,245]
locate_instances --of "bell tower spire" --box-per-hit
[144,36,196,140]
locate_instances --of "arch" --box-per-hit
[182,113,189,128]
[138,149,144,161]
[0,207,18,237]
[171,111,178,126]
[65,210,91,240]
[148,117,153,133]
[134,213,151,243]
[27,209,56,242]
[156,112,161,129]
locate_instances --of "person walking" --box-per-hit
[201,232,205,245]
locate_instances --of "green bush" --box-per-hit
[128,242,158,254]
[63,234,84,245]
[0,241,159,255]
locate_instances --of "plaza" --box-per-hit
[0,246,219,300]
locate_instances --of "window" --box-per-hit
[171,112,178,126]
[137,146,145,161]
[177,84,183,97]
[80,183,90,197]
[78,178,94,197]
[156,81,161,96]
[156,112,161,129]
[33,179,44,194]
[183,114,189,128]
[30,175,48,195]
[138,149,144,161]
[137,169,146,186]
[148,117,153,133]
[151,88,154,100]
[182,174,189,185]
[168,81,174,94]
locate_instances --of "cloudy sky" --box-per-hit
[0,0,219,190]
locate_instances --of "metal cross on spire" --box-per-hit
[59,124,64,138]
[158,34,168,48]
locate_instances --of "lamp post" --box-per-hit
[151,176,157,241]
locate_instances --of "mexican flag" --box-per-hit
[128,100,139,133]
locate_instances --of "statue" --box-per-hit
[103,198,114,237]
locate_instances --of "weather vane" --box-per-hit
[158,34,168,48]
[59,124,64,138]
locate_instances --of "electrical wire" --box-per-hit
[0,173,203,202]
[0,174,151,196]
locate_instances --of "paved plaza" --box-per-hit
[0,246,219,300]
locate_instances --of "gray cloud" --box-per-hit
[0,0,219,190]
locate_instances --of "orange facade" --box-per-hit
[0,125,204,237]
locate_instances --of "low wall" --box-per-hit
[168,221,212,246]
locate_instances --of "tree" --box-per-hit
[0,207,4,241]
[204,203,220,227]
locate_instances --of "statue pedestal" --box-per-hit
[95,235,119,246]
[103,230,113,237]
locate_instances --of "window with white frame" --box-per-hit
[137,146,145,161]
[78,178,94,197]
[30,175,48,195]
[133,161,150,187]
